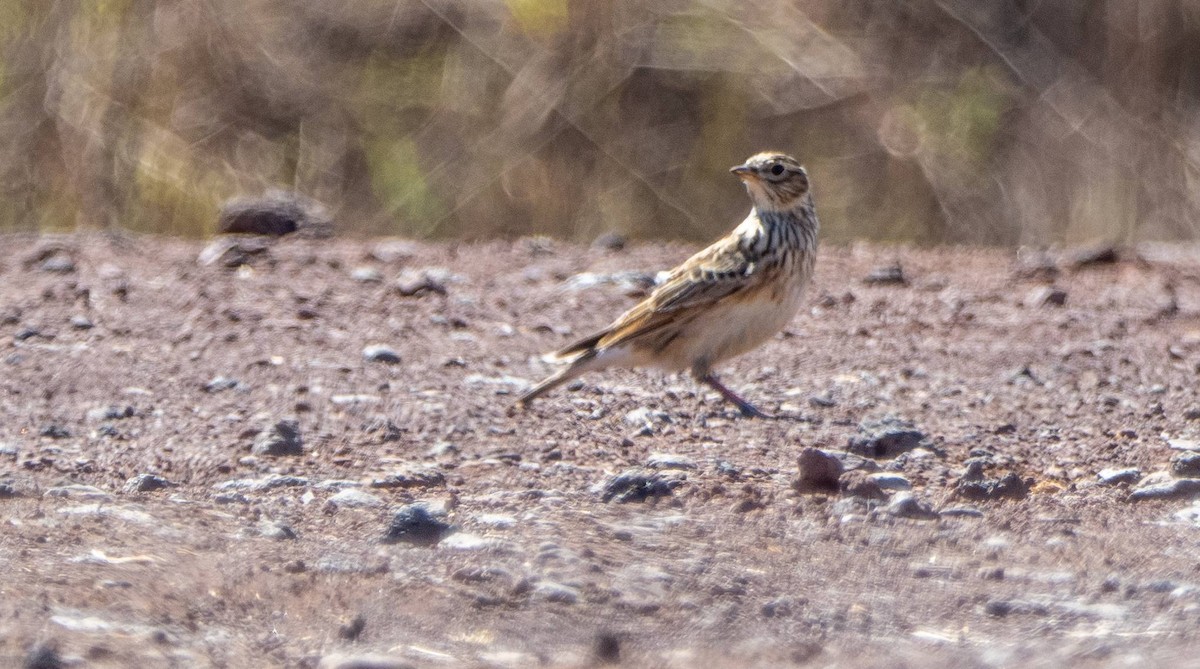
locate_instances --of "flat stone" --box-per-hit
[645,453,696,470]
[1130,478,1200,501]
[847,418,926,459]
[45,485,112,501]
[318,653,415,669]
[362,344,401,364]
[368,466,445,489]
[868,473,912,491]
[327,489,384,508]
[1097,468,1141,486]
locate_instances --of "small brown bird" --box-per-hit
[517,152,819,417]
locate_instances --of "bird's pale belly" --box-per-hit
[649,284,806,372]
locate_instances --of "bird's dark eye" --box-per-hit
[770,164,785,176]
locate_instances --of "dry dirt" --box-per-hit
[2,233,1200,668]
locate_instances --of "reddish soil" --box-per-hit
[1,233,1200,668]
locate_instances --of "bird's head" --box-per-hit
[730,152,810,212]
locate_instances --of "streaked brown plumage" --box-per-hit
[517,152,819,417]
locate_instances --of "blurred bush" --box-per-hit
[1,0,1198,244]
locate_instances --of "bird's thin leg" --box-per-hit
[698,373,773,419]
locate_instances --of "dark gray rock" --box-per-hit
[600,467,684,503]
[24,643,64,669]
[1171,452,1200,478]
[795,447,842,492]
[383,504,453,546]
[39,424,71,439]
[251,420,304,456]
[218,190,332,237]
[362,344,401,364]
[953,460,1030,501]
[122,474,174,493]
[848,418,926,458]
[1130,478,1200,501]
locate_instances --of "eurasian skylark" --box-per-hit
[517,152,819,418]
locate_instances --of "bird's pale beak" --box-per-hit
[730,164,755,180]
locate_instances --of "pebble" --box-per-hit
[203,376,240,393]
[439,533,506,551]
[350,267,383,283]
[213,474,309,491]
[532,581,580,604]
[623,407,671,436]
[86,405,135,422]
[1129,478,1200,501]
[394,269,449,297]
[327,489,384,508]
[368,466,445,489]
[847,417,926,458]
[645,453,696,470]
[939,507,985,518]
[1025,285,1067,307]
[40,424,71,439]
[69,315,94,330]
[953,461,1030,501]
[592,232,627,251]
[887,492,940,520]
[382,504,453,546]
[868,473,912,491]
[1172,503,1200,525]
[984,598,1049,618]
[318,653,415,669]
[258,520,298,541]
[794,448,844,492]
[863,262,907,285]
[1171,452,1200,478]
[1097,468,1141,486]
[45,484,112,501]
[1166,438,1200,451]
[362,344,401,364]
[251,419,304,456]
[39,254,76,273]
[599,468,685,503]
[838,470,887,500]
[122,474,174,493]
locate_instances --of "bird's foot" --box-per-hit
[699,373,775,419]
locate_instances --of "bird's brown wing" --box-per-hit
[562,231,762,354]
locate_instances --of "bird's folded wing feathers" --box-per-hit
[589,234,762,351]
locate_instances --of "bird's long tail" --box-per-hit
[515,336,617,409]
[515,364,582,407]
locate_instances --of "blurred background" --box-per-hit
[1,0,1199,245]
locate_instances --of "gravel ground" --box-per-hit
[1,232,1200,668]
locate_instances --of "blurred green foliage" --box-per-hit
[0,0,1198,244]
